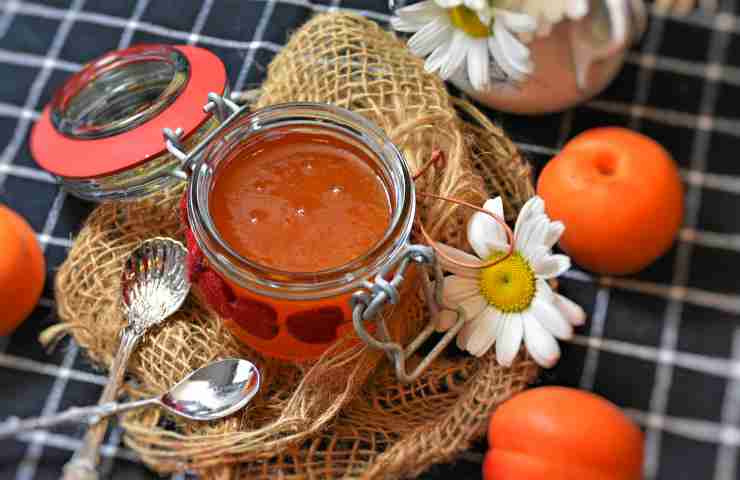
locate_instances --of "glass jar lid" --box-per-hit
[30,44,226,180]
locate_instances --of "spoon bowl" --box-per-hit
[121,238,190,329]
[160,358,261,421]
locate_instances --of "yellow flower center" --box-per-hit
[479,251,537,313]
[448,6,490,38]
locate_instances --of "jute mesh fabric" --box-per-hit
[50,13,539,479]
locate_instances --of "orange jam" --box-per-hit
[210,127,392,272]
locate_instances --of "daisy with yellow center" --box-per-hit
[391,0,537,90]
[435,196,586,368]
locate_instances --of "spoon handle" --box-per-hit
[62,325,142,480]
[0,397,158,439]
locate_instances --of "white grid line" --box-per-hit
[578,288,610,390]
[587,99,740,137]
[563,270,740,316]
[0,47,80,72]
[234,0,278,92]
[569,335,740,382]
[188,0,214,45]
[37,190,66,254]
[14,431,139,463]
[627,409,740,448]
[98,425,124,478]
[0,164,55,183]
[0,0,82,189]
[0,1,284,53]
[116,0,149,50]
[0,0,19,39]
[681,228,740,253]
[15,343,79,480]
[644,10,733,478]
[37,233,73,248]
[714,328,740,480]
[0,352,107,386]
[629,3,666,132]
[0,101,39,120]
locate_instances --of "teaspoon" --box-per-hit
[0,358,260,438]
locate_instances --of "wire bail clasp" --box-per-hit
[163,92,242,179]
[351,244,466,384]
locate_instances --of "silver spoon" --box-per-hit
[62,237,191,480]
[0,358,260,438]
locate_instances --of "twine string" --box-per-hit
[413,150,515,270]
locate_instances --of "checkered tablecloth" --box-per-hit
[0,0,739,478]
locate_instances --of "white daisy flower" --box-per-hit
[512,0,589,37]
[435,196,586,368]
[391,0,537,89]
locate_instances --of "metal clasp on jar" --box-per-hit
[163,92,242,179]
[351,244,466,384]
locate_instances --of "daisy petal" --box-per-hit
[435,242,482,278]
[496,9,538,33]
[536,278,554,301]
[397,0,444,23]
[517,216,549,262]
[457,294,488,322]
[440,30,469,80]
[533,254,571,279]
[467,197,509,259]
[496,315,523,366]
[464,0,487,11]
[409,17,453,57]
[442,275,480,304]
[391,17,425,32]
[531,296,573,340]
[425,42,452,75]
[491,23,533,78]
[463,307,503,357]
[434,0,463,7]
[545,221,565,249]
[467,38,490,91]
[527,245,549,266]
[554,293,587,326]
[542,2,565,23]
[514,196,545,237]
[523,312,561,368]
[567,0,589,19]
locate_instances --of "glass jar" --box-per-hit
[186,103,416,361]
[30,44,226,201]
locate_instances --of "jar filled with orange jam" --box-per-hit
[187,104,416,361]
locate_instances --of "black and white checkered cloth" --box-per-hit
[0,0,738,478]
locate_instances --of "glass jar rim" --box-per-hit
[187,102,416,300]
[51,44,190,140]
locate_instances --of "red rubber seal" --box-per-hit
[30,45,226,179]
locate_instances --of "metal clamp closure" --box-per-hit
[163,92,242,178]
[352,245,467,384]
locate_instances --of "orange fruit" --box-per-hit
[537,127,684,275]
[484,387,644,480]
[0,204,45,335]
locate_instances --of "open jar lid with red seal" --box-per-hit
[30,44,227,202]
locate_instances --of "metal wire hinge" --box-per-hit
[351,245,467,384]
[162,92,242,178]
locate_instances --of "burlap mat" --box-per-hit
[50,13,539,479]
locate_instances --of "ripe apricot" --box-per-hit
[0,205,45,335]
[485,387,644,480]
[537,127,684,275]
